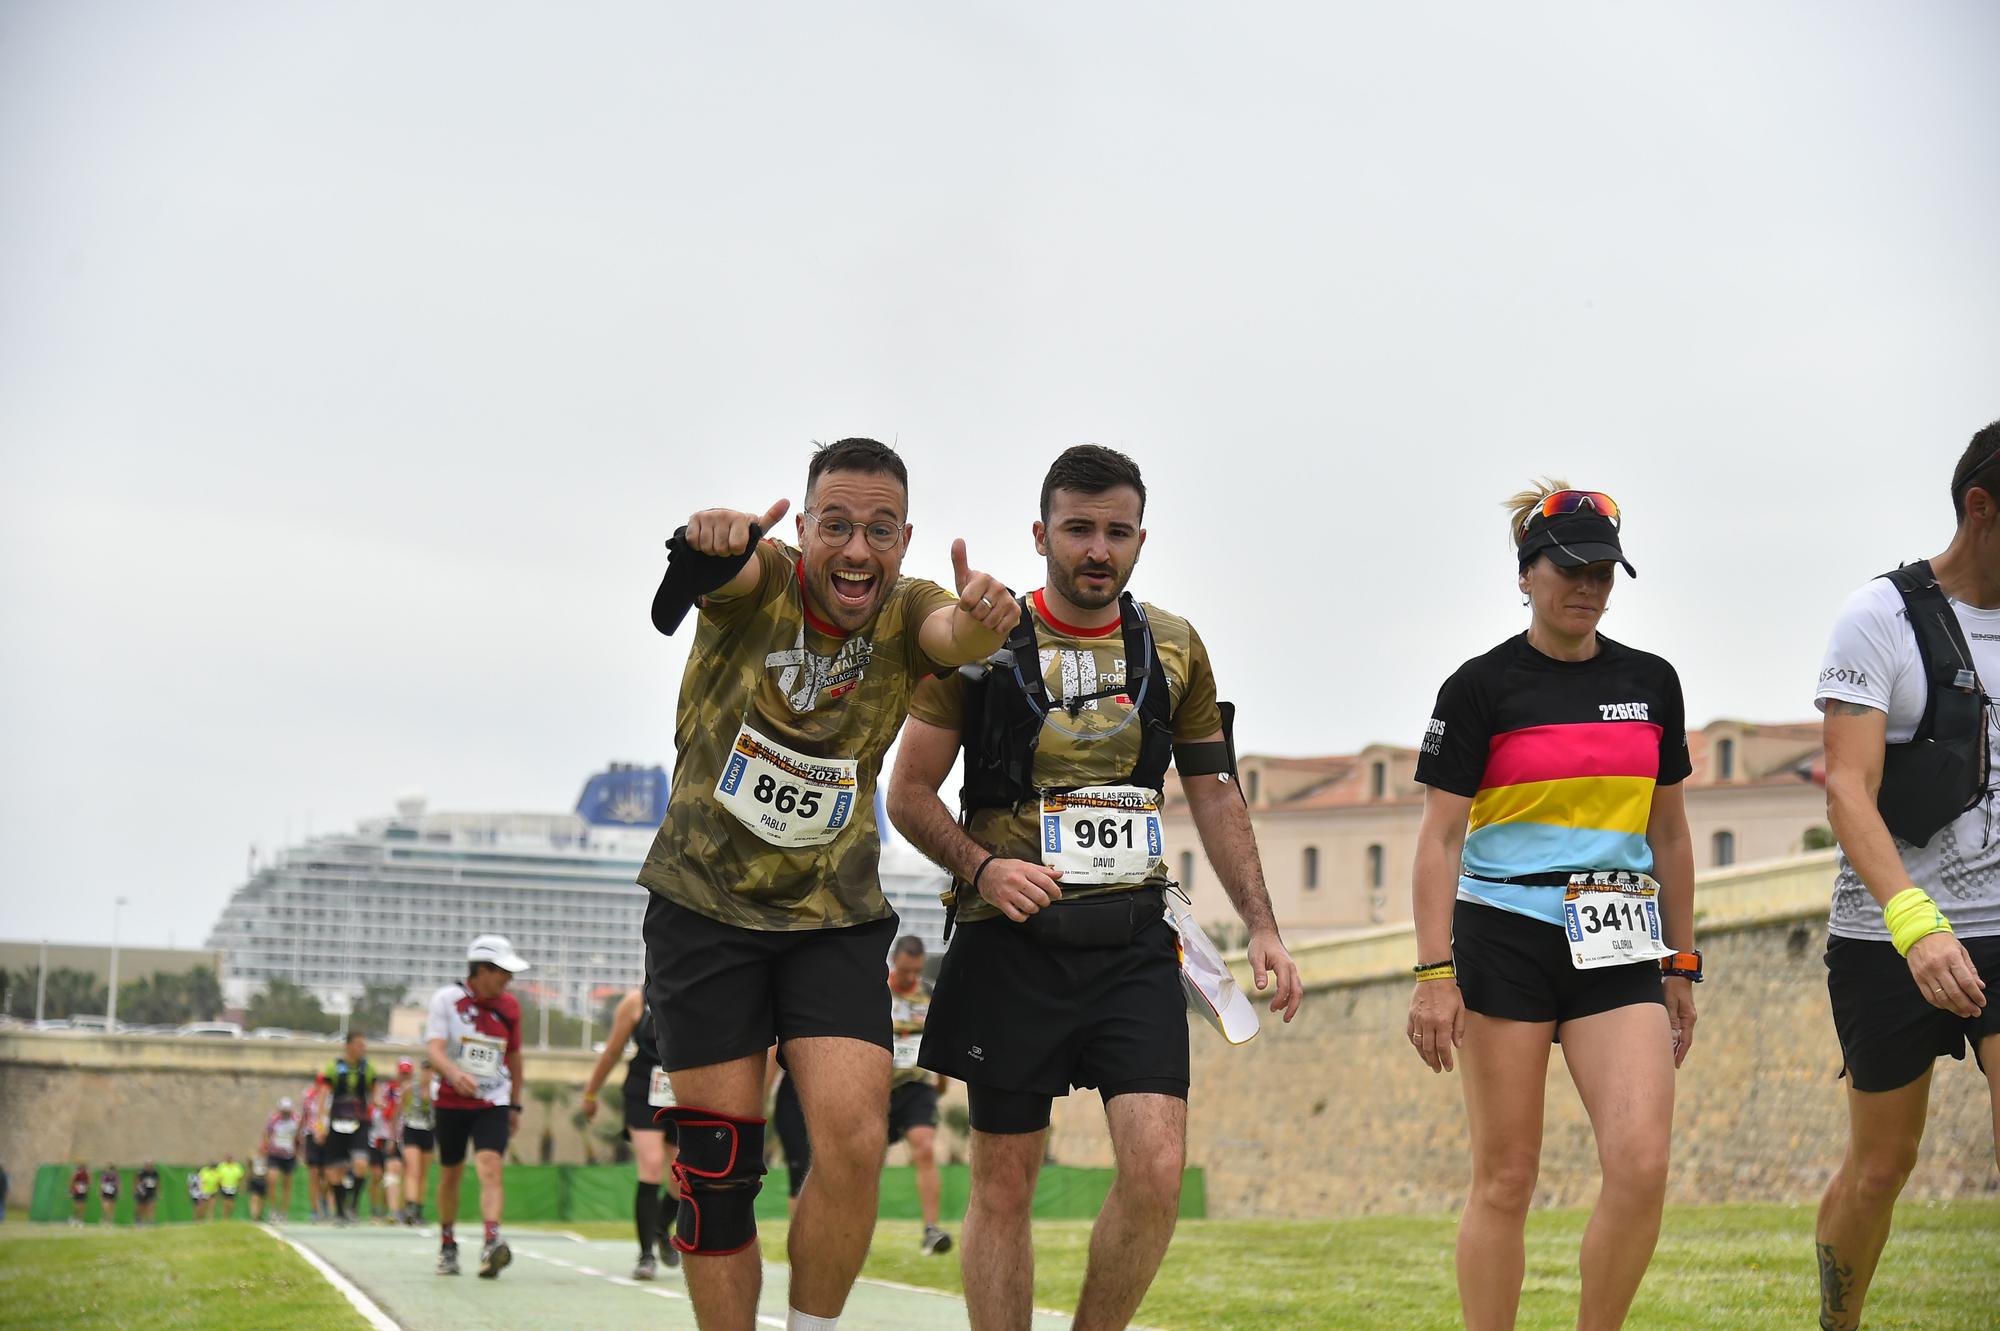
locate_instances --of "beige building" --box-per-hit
[1167,719,1832,940]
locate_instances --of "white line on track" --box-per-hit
[259,1223,404,1331]
[515,1247,785,1328]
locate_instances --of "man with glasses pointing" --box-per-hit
[642,437,1018,1331]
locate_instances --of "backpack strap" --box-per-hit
[1879,560,1983,742]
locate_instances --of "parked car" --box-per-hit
[175,1021,244,1038]
[249,1027,301,1040]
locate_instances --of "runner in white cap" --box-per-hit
[261,1095,303,1222]
[424,934,529,1278]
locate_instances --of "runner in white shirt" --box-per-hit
[424,935,529,1279]
[1812,420,2000,1331]
[261,1097,303,1223]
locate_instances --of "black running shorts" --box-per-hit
[620,1064,681,1144]
[433,1106,511,1167]
[1827,932,2000,1093]
[642,893,897,1072]
[267,1155,296,1175]
[887,1081,940,1144]
[919,891,1189,1103]
[1452,898,1664,1034]
[401,1127,434,1153]
[323,1128,368,1164]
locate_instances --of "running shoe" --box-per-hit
[478,1239,512,1279]
[632,1254,657,1281]
[436,1243,460,1276]
[662,1245,681,1269]
[922,1224,953,1255]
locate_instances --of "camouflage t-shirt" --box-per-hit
[889,976,934,1088]
[909,589,1222,924]
[639,540,956,931]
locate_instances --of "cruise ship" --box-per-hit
[206,764,950,1014]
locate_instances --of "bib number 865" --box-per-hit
[1072,817,1135,850]
[752,774,822,819]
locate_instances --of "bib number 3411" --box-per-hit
[1562,873,1672,970]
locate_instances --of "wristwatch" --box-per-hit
[1659,949,1704,983]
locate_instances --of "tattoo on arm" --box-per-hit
[1817,1242,1855,1328]
[1826,701,1881,718]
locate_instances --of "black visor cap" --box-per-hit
[1518,512,1636,577]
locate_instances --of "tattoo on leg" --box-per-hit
[1818,1242,1855,1326]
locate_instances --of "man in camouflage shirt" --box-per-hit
[889,444,1303,1331]
[641,437,1017,1331]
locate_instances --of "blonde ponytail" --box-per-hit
[1502,477,1571,550]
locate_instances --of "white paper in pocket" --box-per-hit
[1167,903,1259,1045]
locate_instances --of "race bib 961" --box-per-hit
[1040,785,1164,884]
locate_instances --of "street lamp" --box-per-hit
[106,896,129,1031]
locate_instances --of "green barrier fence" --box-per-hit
[32,1161,1204,1224]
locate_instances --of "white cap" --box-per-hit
[279,1096,294,1110]
[467,934,530,973]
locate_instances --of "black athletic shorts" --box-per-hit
[401,1126,434,1153]
[303,1137,324,1168]
[887,1081,940,1144]
[367,1142,388,1169]
[773,1075,811,1197]
[267,1155,296,1175]
[434,1105,511,1167]
[920,889,1190,1115]
[249,1176,268,1197]
[621,1065,680,1145]
[1827,932,2000,1093]
[324,1128,369,1163]
[643,893,898,1071]
[1452,898,1665,1035]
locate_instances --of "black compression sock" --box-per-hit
[634,1180,661,1259]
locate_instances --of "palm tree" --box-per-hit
[527,1082,571,1164]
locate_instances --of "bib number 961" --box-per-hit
[1039,785,1165,885]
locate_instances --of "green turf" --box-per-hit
[572,1200,2000,1330]
[0,1225,369,1331]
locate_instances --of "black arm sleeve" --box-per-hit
[650,524,763,636]
[1413,665,1491,798]
[1656,661,1693,786]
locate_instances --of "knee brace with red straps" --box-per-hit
[658,1105,767,1255]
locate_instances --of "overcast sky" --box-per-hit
[3,2,1996,949]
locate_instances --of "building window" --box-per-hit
[1303,846,1319,889]
[1245,770,1259,805]
[1367,844,1384,890]
[1713,830,1736,868]
[1718,738,1736,782]
[1371,762,1386,800]
[1179,852,1195,891]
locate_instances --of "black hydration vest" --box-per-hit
[959,592,1176,816]
[1875,561,1989,846]
[944,594,1175,936]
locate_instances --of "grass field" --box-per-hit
[1,1202,1993,1330]
[0,1224,367,1331]
[579,1200,2000,1331]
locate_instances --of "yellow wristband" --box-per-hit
[1413,963,1456,981]
[1884,888,1953,957]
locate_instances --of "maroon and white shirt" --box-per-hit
[263,1111,301,1160]
[371,1083,405,1146]
[424,982,522,1110]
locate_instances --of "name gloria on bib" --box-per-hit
[1562,871,1672,970]
[715,722,858,848]
[1040,784,1164,884]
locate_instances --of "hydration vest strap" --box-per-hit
[1881,561,1982,742]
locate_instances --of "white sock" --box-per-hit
[786,1311,838,1331]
